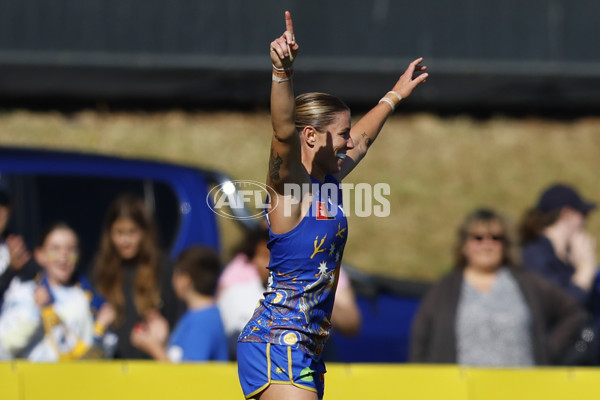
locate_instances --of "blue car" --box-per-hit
[0,146,265,273]
[0,145,429,363]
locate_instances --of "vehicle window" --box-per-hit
[205,180,262,264]
[5,174,180,278]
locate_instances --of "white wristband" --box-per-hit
[272,64,292,72]
[387,91,403,102]
[272,73,292,83]
[378,97,395,112]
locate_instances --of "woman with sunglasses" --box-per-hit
[410,208,586,366]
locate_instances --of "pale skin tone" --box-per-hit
[267,11,428,236]
[130,270,214,361]
[0,204,31,272]
[129,309,170,361]
[110,217,143,260]
[96,302,117,330]
[462,221,506,293]
[543,207,597,292]
[33,228,116,329]
[34,228,79,289]
[260,11,427,400]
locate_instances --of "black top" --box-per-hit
[410,268,587,365]
[112,258,184,360]
[522,236,588,306]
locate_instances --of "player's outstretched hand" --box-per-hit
[391,58,428,99]
[270,11,299,70]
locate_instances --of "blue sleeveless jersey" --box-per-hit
[238,175,348,359]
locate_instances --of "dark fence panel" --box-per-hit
[0,0,598,111]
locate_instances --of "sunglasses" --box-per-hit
[468,233,505,242]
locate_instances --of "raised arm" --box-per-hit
[266,12,313,234]
[267,11,302,192]
[335,58,428,181]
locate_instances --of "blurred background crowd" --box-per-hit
[1,1,600,367]
[1,183,599,365]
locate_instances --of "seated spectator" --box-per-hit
[92,193,182,359]
[216,225,361,359]
[0,222,115,361]
[130,245,228,362]
[410,208,586,366]
[520,183,597,307]
[0,183,36,304]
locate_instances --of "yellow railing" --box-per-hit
[2,362,600,400]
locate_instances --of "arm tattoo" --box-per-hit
[269,146,283,182]
[361,132,373,148]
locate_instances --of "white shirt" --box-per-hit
[0,278,94,361]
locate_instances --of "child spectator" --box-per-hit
[0,222,115,361]
[130,245,228,362]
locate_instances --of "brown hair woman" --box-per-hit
[93,193,180,359]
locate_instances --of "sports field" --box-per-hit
[1,110,599,280]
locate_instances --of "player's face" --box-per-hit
[37,228,79,286]
[462,221,505,272]
[110,217,143,260]
[315,110,354,174]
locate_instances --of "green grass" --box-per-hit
[1,110,599,281]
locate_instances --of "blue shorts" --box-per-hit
[237,342,325,399]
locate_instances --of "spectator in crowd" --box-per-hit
[520,183,597,307]
[216,225,271,357]
[130,245,228,362]
[0,222,115,361]
[410,208,586,366]
[93,193,181,359]
[0,183,36,304]
[217,225,362,360]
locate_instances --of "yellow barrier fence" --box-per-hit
[2,362,600,400]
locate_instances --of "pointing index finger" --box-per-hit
[285,11,294,41]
